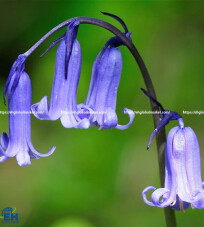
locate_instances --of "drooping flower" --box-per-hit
[143,118,204,210]
[78,43,135,130]
[141,90,204,210]
[31,21,90,129]
[0,71,55,166]
[77,14,135,129]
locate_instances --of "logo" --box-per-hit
[0,207,19,224]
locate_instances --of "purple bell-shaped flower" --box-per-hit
[143,117,204,210]
[0,71,55,166]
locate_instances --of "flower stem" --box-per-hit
[22,16,177,227]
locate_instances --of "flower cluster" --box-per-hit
[1,13,204,214]
[0,18,135,166]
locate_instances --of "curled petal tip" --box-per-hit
[28,141,56,158]
[45,145,56,157]
[151,188,170,208]
[31,96,54,120]
[49,146,56,155]
[142,186,156,207]
[116,108,135,130]
[191,189,204,209]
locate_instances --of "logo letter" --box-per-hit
[4,213,10,221]
[11,213,18,221]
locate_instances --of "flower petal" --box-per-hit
[151,188,170,207]
[31,96,51,120]
[191,189,204,209]
[1,132,9,150]
[16,148,31,167]
[32,40,68,120]
[173,128,192,202]
[60,40,91,129]
[184,127,203,194]
[95,47,122,129]
[0,156,9,163]
[77,104,95,123]
[28,141,56,158]
[85,54,100,109]
[142,186,156,206]
[101,107,118,129]
[160,127,178,207]
[116,108,135,130]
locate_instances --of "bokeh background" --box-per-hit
[0,0,204,226]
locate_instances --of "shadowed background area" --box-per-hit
[0,0,204,226]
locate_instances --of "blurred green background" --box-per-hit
[0,0,204,226]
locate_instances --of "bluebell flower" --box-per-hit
[142,118,204,210]
[79,46,135,129]
[79,17,135,130]
[0,71,55,166]
[32,21,91,129]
